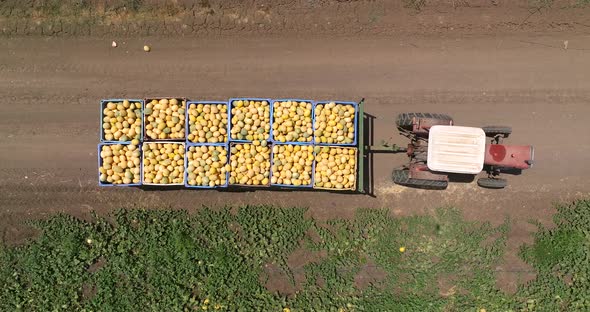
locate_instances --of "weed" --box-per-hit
[529,0,554,9]
[404,0,427,11]
[515,199,590,311]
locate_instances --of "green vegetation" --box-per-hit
[0,0,193,18]
[1,200,589,311]
[516,199,590,311]
[403,0,427,11]
[2,0,590,19]
[529,0,590,9]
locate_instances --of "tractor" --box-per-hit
[388,113,534,189]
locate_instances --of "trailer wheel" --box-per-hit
[392,169,448,190]
[477,177,507,189]
[396,113,453,130]
[482,126,511,138]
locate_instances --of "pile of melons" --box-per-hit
[313,146,357,190]
[144,98,186,140]
[102,100,142,142]
[187,103,228,143]
[314,102,356,144]
[142,143,185,184]
[99,144,141,184]
[229,143,271,186]
[230,100,270,141]
[271,144,314,186]
[272,100,313,143]
[186,145,230,187]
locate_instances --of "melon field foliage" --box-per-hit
[1,200,589,311]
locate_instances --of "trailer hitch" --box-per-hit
[367,140,408,153]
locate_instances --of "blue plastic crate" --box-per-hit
[313,101,358,146]
[311,145,358,191]
[141,142,186,186]
[143,97,188,141]
[185,101,230,146]
[100,99,144,143]
[270,143,315,188]
[97,142,142,187]
[227,142,272,187]
[184,143,230,189]
[228,98,272,143]
[270,99,315,145]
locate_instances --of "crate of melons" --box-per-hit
[313,146,357,191]
[144,97,187,141]
[100,99,143,143]
[184,144,230,188]
[314,101,358,146]
[270,143,315,188]
[142,142,185,185]
[186,101,229,144]
[228,142,271,187]
[228,98,271,142]
[97,143,142,186]
[271,99,314,144]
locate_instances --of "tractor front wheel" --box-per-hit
[392,169,448,190]
[477,177,507,189]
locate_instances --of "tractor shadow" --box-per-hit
[447,173,475,184]
[497,168,523,175]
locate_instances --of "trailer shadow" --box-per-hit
[139,185,185,191]
[361,112,376,197]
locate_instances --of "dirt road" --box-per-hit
[1,34,590,289]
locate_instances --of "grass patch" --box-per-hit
[1,200,589,310]
[515,199,590,311]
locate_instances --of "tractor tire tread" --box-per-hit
[396,112,453,129]
[477,177,507,189]
[392,169,448,190]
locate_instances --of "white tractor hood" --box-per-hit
[427,125,486,174]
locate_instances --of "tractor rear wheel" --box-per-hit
[396,113,453,130]
[392,169,448,190]
[482,126,512,138]
[477,177,507,189]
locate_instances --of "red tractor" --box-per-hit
[390,113,534,189]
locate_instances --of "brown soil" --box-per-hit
[1,1,590,293]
